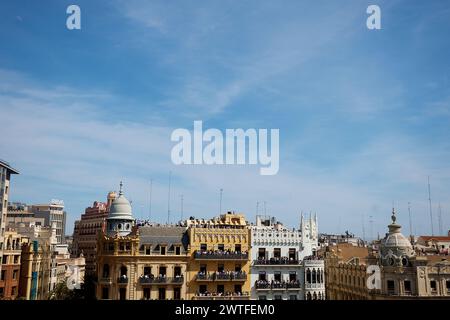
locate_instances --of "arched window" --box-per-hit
[307,292,312,300]
[306,269,311,284]
[313,292,317,300]
[312,269,317,284]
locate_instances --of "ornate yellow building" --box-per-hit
[96,183,189,300]
[186,212,251,300]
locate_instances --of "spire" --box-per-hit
[391,207,396,224]
[119,181,124,196]
[388,207,401,233]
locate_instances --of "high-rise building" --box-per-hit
[0,159,19,278]
[250,215,325,300]
[186,212,252,300]
[72,191,116,275]
[31,201,67,244]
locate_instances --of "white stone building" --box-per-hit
[250,215,325,300]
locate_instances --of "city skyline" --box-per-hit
[1,1,450,237]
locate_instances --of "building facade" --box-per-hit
[186,212,251,300]
[96,183,190,300]
[72,191,116,275]
[0,160,19,278]
[19,225,56,300]
[0,228,27,299]
[250,215,325,300]
[32,202,67,244]
[324,209,450,300]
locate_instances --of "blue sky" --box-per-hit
[1,0,450,238]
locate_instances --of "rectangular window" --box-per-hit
[1,256,7,264]
[159,266,167,276]
[259,295,267,300]
[158,288,166,300]
[289,248,296,260]
[143,266,152,276]
[274,295,282,300]
[446,280,450,292]
[175,246,181,255]
[387,280,395,293]
[13,270,18,280]
[11,286,17,296]
[218,264,224,273]
[274,271,281,282]
[289,271,297,281]
[173,287,181,300]
[430,280,437,292]
[273,248,281,258]
[145,247,151,255]
[0,270,5,280]
[174,266,182,277]
[218,244,224,251]
[143,288,151,300]
[404,280,411,293]
[102,287,109,299]
[235,264,241,272]
[200,243,207,251]
[289,295,297,300]
[258,271,266,281]
[217,285,224,294]
[199,285,207,294]
[235,244,241,252]
[258,248,266,260]
[160,246,166,255]
[200,264,207,273]
[234,284,242,294]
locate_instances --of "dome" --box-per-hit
[107,182,133,221]
[379,209,415,265]
[384,231,412,249]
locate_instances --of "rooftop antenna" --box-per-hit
[408,202,413,238]
[428,176,434,235]
[256,201,259,221]
[219,188,223,214]
[438,203,443,236]
[361,214,366,242]
[180,194,184,222]
[149,179,153,222]
[167,171,172,224]
[369,215,374,242]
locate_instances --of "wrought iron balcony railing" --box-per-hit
[194,251,249,260]
[196,272,248,281]
[253,258,299,265]
[255,281,301,290]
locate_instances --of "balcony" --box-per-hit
[255,281,301,290]
[304,283,324,289]
[194,250,249,260]
[99,277,112,284]
[196,272,248,282]
[139,275,183,285]
[253,258,299,266]
[117,276,128,284]
[193,293,251,300]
